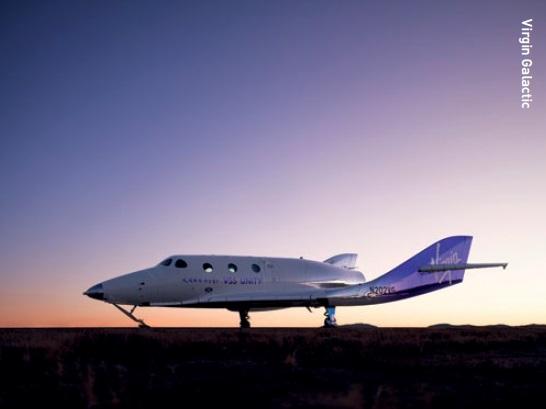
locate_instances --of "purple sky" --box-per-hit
[1,1,545,327]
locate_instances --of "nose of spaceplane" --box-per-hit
[84,283,105,300]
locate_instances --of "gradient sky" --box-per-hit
[1,0,545,327]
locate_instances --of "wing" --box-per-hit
[150,289,326,309]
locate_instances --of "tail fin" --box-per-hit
[369,236,473,294]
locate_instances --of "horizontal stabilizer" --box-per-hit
[419,263,508,273]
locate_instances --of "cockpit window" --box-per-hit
[203,263,213,273]
[175,259,188,268]
[160,258,172,266]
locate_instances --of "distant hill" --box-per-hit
[428,323,541,329]
[338,323,378,329]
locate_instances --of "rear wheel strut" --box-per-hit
[239,309,251,328]
[323,306,337,328]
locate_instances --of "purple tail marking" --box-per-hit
[367,236,473,299]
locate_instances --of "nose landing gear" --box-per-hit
[323,306,337,328]
[113,303,150,328]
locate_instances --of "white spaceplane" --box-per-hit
[84,236,507,328]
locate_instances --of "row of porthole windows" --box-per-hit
[160,258,261,273]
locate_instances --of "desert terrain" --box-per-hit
[1,325,545,408]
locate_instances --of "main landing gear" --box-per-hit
[113,303,150,328]
[323,306,337,328]
[239,309,251,329]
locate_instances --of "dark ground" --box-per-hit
[1,325,545,409]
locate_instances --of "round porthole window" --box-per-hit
[251,263,261,273]
[203,263,213,273]
[228,263,237,273]
[175,259,187,268]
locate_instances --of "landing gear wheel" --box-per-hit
[239,309,251,329]
[322,306,337,328]
[323,318,336,328]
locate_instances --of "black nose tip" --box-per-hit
[84,283,104,300]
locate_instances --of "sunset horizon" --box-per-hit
[1,0,545,328]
